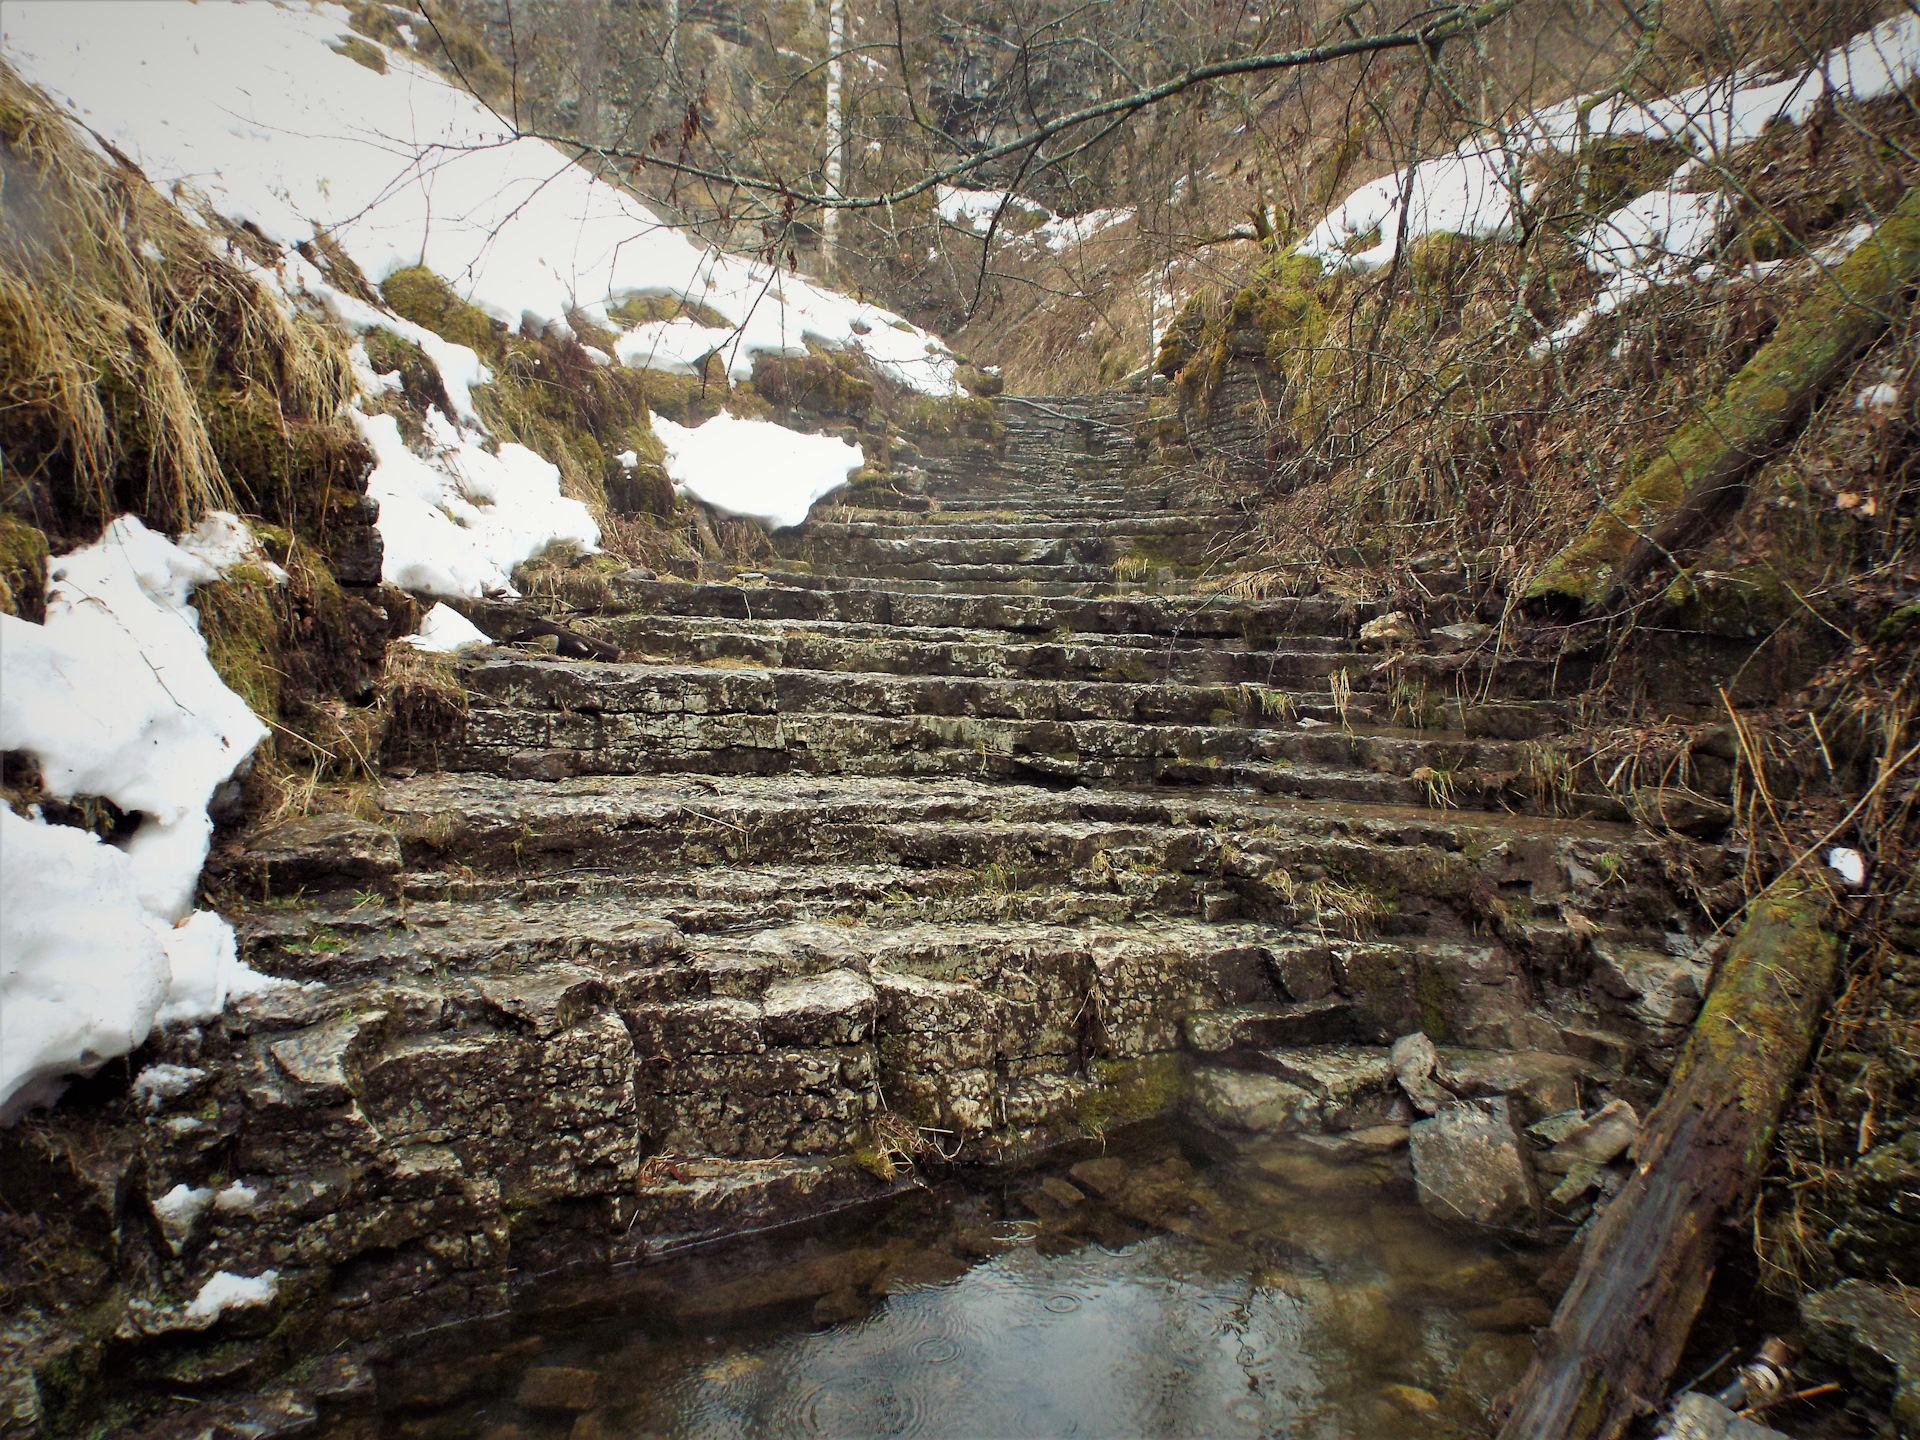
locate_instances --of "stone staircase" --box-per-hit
[102,395,1722,1365]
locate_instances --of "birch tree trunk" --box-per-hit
[822,0,847,275]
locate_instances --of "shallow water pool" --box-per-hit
[376,1131,1554,1439]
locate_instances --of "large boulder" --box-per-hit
[1409,1097,1539,1228]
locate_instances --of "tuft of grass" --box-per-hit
[1,66,353,538]
[379,640,469,770]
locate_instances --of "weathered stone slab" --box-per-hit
[1190,1067,1321,1135]
[760,970,877,1046]
[1803,1279,1920,1435]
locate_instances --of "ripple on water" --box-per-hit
[415,1136,1542,1440]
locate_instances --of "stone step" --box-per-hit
[551,578,1387,641]
[765,561,1133,591]
[775,531,1165,565]
[456,658,1518,735]
[342,775,1660,959]
[233,896,1619,1086]
[576,617,1564,734]
[799,515,1232,540]
[1191,1040,1624,1137]
[433,660,1559,803]
[591,612,1360,681]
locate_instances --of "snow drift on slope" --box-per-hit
[1300,11,1920,330]
[0,1,963,395]
[1,1,939,572]
[936,185,1134,254]
[652,413,865,530]
[0,518,284,1120]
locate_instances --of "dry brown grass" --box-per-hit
[0,64,352,539]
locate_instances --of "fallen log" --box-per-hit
[1496,879,1841,1440]
[1525,187,1920,614]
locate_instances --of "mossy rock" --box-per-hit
[0,513,49,622]
[474,334,672,518]
[379,266,505,359]
[1874,600,1920,644]
[1661,563,1797,638]
[893,393,1001,447]
[607,294,732,331]
[327,34,387,73]
[1076,1053,1190,1137]
[198,563,284,722]
[361,330,453,418]
[751,352,875,420]
[202,385,375,552]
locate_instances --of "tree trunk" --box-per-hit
[1525,187,1920,614]
[822,0,848,275]
[1496,881,1841,1440]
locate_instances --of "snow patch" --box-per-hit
[1303,11,1920,344]
[133,1064,208,1109]
[215,1181,260,1214]
[407,603,492,655]
[154,1184,215,1230]
[936,185,1134,253]
[0,518,283,1120]
[1828,847,1867,886]
[185,1270,279,1324]
[352,409,599,598]
[652,412,864,530]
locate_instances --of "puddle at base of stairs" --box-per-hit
[373,1127,1558,1440]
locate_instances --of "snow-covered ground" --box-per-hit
[1299,11,1920,344]
[652,413,865,530]
[1,0,964,597]
[936,185,1134,254]
[0,518,285,1120]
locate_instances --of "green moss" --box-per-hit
[198,563,283,722]
[360,330,452,421]
[327,34,387,73]
[1679,880,1840,1169]
[892,393,998,441]
[1075,1053,1189,1137]
[199,383,376,575]
[0,512,49,621]
[1661,562,1795,637]
[1875,600,1920,643]
[608,294,732,331]
[379,266,504,359]
[750,351,875,420]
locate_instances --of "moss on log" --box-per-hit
[1526,187,1920,613]
[1497,880,1841,1440]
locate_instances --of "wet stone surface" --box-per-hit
[361,1128,1554,1440]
